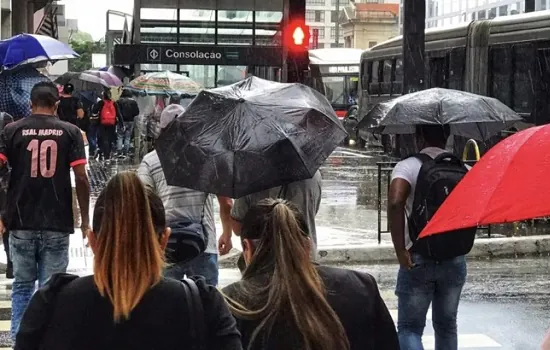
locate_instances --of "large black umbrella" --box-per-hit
[54,71,109,92]
[357,88,522,140]
[156,76,347,198]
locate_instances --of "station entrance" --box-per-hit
[113,0,306,87]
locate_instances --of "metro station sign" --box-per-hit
[114,44,283,66]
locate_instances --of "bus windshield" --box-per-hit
[321,75,359,106]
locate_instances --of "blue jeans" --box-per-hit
[396,254,467,350]
[164,253,218,286]
[9,230,70,340]
[88,124,99,155]
[117,122,134,154]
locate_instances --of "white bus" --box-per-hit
[308,48,363,119]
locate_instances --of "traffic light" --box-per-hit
[284,21,310,52]
[285,0,309,84]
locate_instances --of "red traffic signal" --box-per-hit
[284,21,310,51]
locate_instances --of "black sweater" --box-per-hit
[223,265,399,350]
[16,275,242,350]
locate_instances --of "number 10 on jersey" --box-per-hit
[27,139,58,178]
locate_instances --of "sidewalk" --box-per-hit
[218,233,550,268]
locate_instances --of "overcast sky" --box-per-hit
[62,0,134,40]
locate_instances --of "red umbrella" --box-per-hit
[420,125,550,238]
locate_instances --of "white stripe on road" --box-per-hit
[388,310,501,348]
[332,150,372,158]
[424,334,501,349]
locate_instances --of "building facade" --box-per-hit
[340,2,399,49]
[306,0,399,48]
[398,0,548,32]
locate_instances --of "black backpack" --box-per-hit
[408,153,476,260]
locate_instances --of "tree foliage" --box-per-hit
[68,40,106,72]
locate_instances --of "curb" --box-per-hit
[219,235,550,268]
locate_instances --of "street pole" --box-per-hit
[12,0,28,35]
[398,0,426,156]
[402,0,425,94]
[335,0,340,47]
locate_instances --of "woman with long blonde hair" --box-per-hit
[15,172,242,350]
[223,198,398,350]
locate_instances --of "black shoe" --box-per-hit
[6,262,13,279]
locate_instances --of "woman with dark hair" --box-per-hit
[223,199,398,350]
[15,172,242,350]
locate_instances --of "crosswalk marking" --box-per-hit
[388,310,501,348]
[423,334,501,349]
[0,320,9,332]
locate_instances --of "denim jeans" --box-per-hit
[164,252,218,286]
[9,230,70,340]
[87,124,99,155]
[396,254,467,350]
[117,122,134,154]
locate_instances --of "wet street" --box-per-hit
[88,146,397,246]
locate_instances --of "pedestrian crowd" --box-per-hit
[3,80,546,350]
[0,81,401,350]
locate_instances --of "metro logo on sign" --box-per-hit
[284,20,310,52]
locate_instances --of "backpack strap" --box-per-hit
[410,153,433,164]
[181,278,205,350]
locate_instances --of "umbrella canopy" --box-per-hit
[126,70,202,96]
[357,88,522,140]
[156,76,347,198]
[0,66,51,119]
[55,72,110,92]
[84,70,122,87]
[420,125,550,238]
[0,34,78,70]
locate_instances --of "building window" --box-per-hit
[369,41,377,48]
[307,10,325,22]
[331,10,339,23]
[314,27,325,39]
[478,10,486,19]
[499,5,508,16]
[489,8,497,19]
[316,11,325,22]
[541,0,547,10]
[331,27,336,39]
[306,0,326,5]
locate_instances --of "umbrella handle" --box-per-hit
[462,139,480,162]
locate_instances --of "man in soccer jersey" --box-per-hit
[0,82,90,341]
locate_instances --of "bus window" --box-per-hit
[429,55,449,88]
[361,60,370,92]
[449,48,465,90]
[322,76,345,105]
[381,60,392,95]
[489,46,512,106]
[349,76,359,104]
[513,44,535,115]
[370,60,380,95]
[392,58,403,96]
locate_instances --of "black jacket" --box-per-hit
[116,97,140,123]
[16,274,242,350]
[223,265,399,350]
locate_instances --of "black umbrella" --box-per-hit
[156,76,347,198]
[357,88,522,140]
[54,71,110,92]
